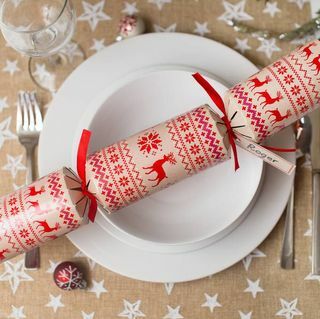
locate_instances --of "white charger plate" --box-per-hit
[39,33,294,282]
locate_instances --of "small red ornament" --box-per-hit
[116,15,146,41]
[53,261,87,290]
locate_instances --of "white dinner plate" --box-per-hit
[39,33,295,282]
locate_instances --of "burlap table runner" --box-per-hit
[0,0,317,318]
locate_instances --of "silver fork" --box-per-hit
[17,91,43,269]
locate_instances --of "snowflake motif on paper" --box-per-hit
[284,74,294,84]
[55,264,86,290]
[290,85,301,96]
[137,131,162,155]
[276,298,302,319]
[114,164,124,175]
[190,144,201,155]
[277,66,288,75]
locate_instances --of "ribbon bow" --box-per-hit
[192,73,240,171]
[77,129,98,222]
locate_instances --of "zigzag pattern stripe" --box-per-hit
[287,53,320,108]
[58,205,80,229]
[193,108,223,161]
[119,141,148,197]
[166,120,193,175]
[47,172,62,200]
[232,84,269,139]
[100,148,124,210]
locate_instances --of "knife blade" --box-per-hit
[310,109,320,274]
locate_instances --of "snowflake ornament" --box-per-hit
[53,261,87,290]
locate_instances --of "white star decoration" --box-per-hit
[74,250,96,270]
[304,256,320,282]
[90,38,107,53]
[244,278,264,299]
[78,0,111,31]
[239,311,252,319]
[81,311,95,319]
[304,219,312,236]
[276,298,302,319]
[154,23,177,32]
[0,97,9,112]
[242,248,266,271]
[218,0,253,24]
[46,260,61,274]
[122,1,139,15]
[164,282,175,295]
[234,37,251,54]
[118,299,145,319]
[257,38,281,59]
[163,305,183,319]
[288,0,309,10]
[2,154,26,178]
[148,0,172,10]
[201,293,222,313]
[8,305,26,319]
[0,259,33,294]
[46,294,64,313]
[60,42,84,63]
[2,60,20,76]
[0,117,16,149]
[32,63,51,82]
[263,1,281,18]
[193,21,210,36]
[88,279,107,298]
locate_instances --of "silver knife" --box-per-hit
[310,109,320,274]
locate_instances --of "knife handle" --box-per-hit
[312,172,320,275]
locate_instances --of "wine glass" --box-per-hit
[0,0,85,92]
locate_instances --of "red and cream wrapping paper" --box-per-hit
[226,40,320,142]
[0,168,88,262]
[86,106,229,212]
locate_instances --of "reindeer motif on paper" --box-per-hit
[0,248,9,261]
[34,220,61,235]
[308,54,320,75]
[143,152,177,187]
[24,185,45,198]
[255,90,283,108]
[301,42,316,60]
[248,75,271,91]
[265,109,292,126]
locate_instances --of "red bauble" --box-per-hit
[53,261,87,290]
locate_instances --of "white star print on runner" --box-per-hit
[0,97,9,112]
[201,293,222,313]
[148,0,172,10]
[2,154,26,178]
[60,42,84,63]
[154,23,177,32]
[2,60,20,76]
[218,0,253,24]
[234,38,251,54]
[244,278,264,299]
[0,117,16,150]
[74,250,96,270]
[122,1,139,15]
[8,306,26,319]
[46,260,61,274]
[0,259,33,294]
[304,256,320,282]
[164,282,175,295]
[304,219,312,236]
[276,298,302,319]
[78,0,111,31]
[288,0,309,10]
[257,38,281,59]
[81,311,95,319]
[90,39,107,53]
[239,311,252,319]
[45,294,64,313]
[32,64,51,82]
[118,299,145,319]
[242,248,266,271]
[263,1,281,18]
[193,21,210,36]
[88,279,107,298]
[163,306,183,319]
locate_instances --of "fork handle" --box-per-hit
[280,185,294,269]
[24,145,40,269]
